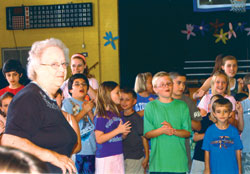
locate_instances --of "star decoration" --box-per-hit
[235,22,247,32]
[181,24,196,40]
[228,22,237,39]
[245,27,250,35]
[210,19,224,34]
[103,31,119,50]
[194,21,209,36]
[214,29,228,44]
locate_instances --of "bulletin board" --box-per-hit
[6,3,93,30]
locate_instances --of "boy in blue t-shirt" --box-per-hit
[62,73,95,174]
[191,94,222,174]
[202,98,243,174]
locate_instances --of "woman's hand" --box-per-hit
[1,134,77,174]
[48,150,77,174]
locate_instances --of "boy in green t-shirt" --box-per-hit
[144,71,191,173]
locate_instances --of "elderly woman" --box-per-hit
[61,53,98,100]
[1,38,77,174]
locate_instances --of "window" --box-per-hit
[1,47,30,69]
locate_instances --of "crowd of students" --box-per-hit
[0,38,249,174]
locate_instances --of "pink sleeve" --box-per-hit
[198,94,211,113]
[226,96,236,111]
[88,78,99,90]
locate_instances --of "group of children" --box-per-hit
[1,54,250,174]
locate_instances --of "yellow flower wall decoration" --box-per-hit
[214,29,228,44]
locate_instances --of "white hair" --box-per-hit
[27,38,69,80]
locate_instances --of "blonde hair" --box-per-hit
[211,71,230,95]
[95,81,120,118]
[152,71,171,88]
[27,38,69,80]
[134,72,152,93]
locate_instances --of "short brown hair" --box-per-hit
[222,55,237,66]
[212,98,233,113]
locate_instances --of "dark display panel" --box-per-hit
[6,3,93,30]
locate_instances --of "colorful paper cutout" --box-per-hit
[228,22,237,39]
[181,19,250,44]
[103,31,119,50]
[245,27,250,35]
[214,29,228,44]
[181,24,196,40]
[194,21,209,36]
[210,19,224,34]
[236,22,247,32]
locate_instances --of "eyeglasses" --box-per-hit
[157,82,173,88]
[40,62,69,69]
[73,83,87,87]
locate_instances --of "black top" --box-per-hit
[193,113,214,162]
[122,111,144,160]
[5,83,77,173]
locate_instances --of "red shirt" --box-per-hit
[0,85,25,96]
